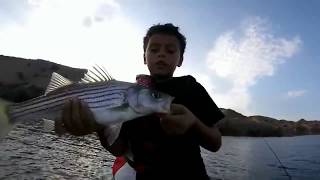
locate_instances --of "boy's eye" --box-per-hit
[167,49,175,54]
[150,49,159,53]
[166,46,176,54]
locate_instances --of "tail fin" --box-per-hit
[0,98,13,138]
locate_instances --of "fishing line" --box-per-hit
[263,138,292,180]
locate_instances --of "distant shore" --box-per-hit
[217,109,320,137]
[1,54,319,137]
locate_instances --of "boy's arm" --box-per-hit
[160,76,224,152]
[192,117,221,152]
[189,78,224,151]
[160,104,221,152]
[96,128,129,157]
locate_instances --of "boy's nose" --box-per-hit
[158,48,166,58]
[158,53,166,58]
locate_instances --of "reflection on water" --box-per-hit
[0,120,115,179]
[1,120,319,179]
[202,136,320,180]
[266,136,320,179]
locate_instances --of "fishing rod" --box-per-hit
[263,138,292,180]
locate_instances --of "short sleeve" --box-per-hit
[185,76,225,126]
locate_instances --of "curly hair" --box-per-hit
[143,23,186,58]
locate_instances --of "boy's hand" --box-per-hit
[57,98,98,136]
[159,104,198,135]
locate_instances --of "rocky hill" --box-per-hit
[0,55,86,102]
[217,109,320,137]
[1,54,319,137]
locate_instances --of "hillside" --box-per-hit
[217,109,320,136]
[0,55,86,102]
[1,54,319,137]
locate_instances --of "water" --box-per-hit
[1,121,319,179]
[0,120,115,179]
[202,136,320,180]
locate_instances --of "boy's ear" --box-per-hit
[177,57,183,67]
[143,53,147,64]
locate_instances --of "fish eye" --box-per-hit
[151,91,161,99]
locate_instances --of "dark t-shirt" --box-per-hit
[101,75,224,180]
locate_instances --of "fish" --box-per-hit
[0,66,174,144]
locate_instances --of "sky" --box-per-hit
[0,0,319,121]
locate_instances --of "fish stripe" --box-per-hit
[11,85,128,111]
[10,95,126,119]
[10,88,125,114]
[11,89,127,115]
[11,82,120,108]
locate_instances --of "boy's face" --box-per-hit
[144,34,182,77]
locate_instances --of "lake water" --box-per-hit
[0,121,319,179]
[202,135,320,180]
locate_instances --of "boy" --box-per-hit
[61,23,224,179]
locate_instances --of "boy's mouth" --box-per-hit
[155,61,168,66]
[155,61,168,69]
[156,64,167,69]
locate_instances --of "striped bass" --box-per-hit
[0,66,174,144]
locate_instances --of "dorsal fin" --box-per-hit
[45,72,73,95]
[81,65,114,83]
